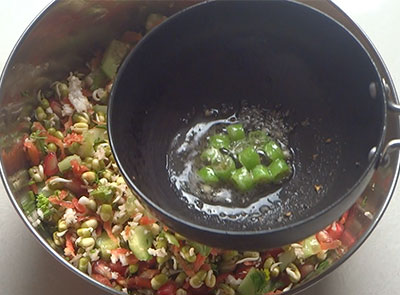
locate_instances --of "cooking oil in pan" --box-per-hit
[167,102,293,220]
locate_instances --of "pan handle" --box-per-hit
[369,78,400,166]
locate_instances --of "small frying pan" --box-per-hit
[108,0,397,250]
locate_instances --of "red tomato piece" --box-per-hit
[127,276,152,289]
[109,261,128,276]
[70,159,89,178]
[326,221,344,240]
[91,274,112,287]
[43,152,59,176]
[157,281,177,295]
[50,100,63,117]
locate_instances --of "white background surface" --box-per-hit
[0,1,400,294]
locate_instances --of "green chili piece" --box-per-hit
[200,147,221,164]
[264,141,284,161]
[238,146,260,170]
[198,167,219,184]
[231,167,254,191]
[268,158,290,182]
[211,155,236,181]
[209,134,230,149]
[227,123,245,141]
[252,164,273,184]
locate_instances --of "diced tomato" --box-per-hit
[48,197,75,208]
[300,263,314,278]
[82,88,92,97]
[265,248,284,258]
[157,281,177,295]
[235,264,252,279]
[316,230,332,244]
[139,215,157,225]
[72,197,86,213]
[127,276,152,289]
[46,134,65,159]
[326,221,344,240]
[64,177,87,196]
[320,240,342,251]
[50,100,63,117]
[121,31,143,44]
[139,269,160,279]
[70,159,89,177]
[216,273,229,284]
[200,263,211,272]
[171,246,195,277]
[109,261,128,276]
[265,291,283,295]
[193,254,206,272]
[64,132,83,146]
[91,274,112,287]
[103,221,118,243]
[43,152,59,176]
[23,140,40,165]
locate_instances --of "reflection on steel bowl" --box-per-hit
[0,1,398,295]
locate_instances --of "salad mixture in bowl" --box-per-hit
[17,13,351,295]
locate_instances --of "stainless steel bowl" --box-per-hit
[0,1,398,294]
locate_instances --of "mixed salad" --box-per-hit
[19,12,350,295]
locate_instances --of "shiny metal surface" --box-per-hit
[0,1,398,294]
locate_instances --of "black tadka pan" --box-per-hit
[108,0,398,250]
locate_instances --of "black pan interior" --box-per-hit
[109,0,385,247]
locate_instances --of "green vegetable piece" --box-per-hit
[227,123,245,141]
[248,130,269,148]
[268,158,290,182]
[278,248,296,271]
[87,69,108,91]
[209,134,230,149]
[187,240,211,256]
[57,154,81,173]
[89,185,114,204]
[36,193,54,219]
[128,225,154,261]
[212,155,236,180]
[264,141,284,161]
[252,164,273,184]
[238,146,260,170]
[93,104,108,115]
[230,138,249,154]
[200,147,221,164]
[231,167,254,191]
[96,232,118,260]
[164,232,180,247]
[198,167,219,184]
[238,268,267,295]
[77,128,107,158]
[101,40,130,79]
[302,235,322,259]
